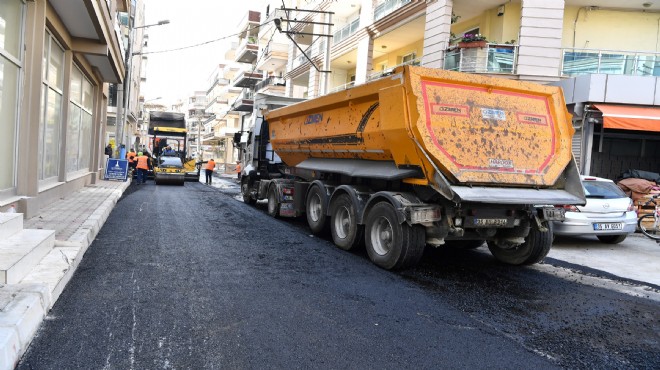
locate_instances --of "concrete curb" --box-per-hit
[0,284,50,370]
[0,180,130,370]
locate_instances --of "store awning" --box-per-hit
[593,104,660,132]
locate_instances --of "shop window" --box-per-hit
[0,0,24,192]
[38,31,64,182]
[66,66,94,173]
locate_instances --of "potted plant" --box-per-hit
[458,33,487,48]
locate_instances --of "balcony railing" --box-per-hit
[235,36,259,64]
[444,44,518,74]
[367,58,421,82]
[333,18,359,45]
[254,76,286,92]
[561,48,660,77]
[374,0,412,21]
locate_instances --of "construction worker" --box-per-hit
[126,148,137,173]
[205,158,216,185]
[135,152,151,184]
[235,161,242,181]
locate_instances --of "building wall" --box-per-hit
[372,39,425,69]
[562,6,660,51]
[0,0,124,217]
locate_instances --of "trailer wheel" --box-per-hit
[330,194,364,251]
[487,224,551,265]
[241,178,256,205]
[306,185,328,234]
[365,202,425,270]
[267,186,280,217]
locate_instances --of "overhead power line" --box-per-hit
[135,21,272,56]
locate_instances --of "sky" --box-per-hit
[141,0,256,107]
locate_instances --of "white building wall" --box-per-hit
[422,0,452,68]
[516,0,565,82]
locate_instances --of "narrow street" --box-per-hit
[18,180,660,369]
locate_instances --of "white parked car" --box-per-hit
[551,175,637,244]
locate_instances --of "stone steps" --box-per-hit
[0,213,23,240]
[0,229,55,284]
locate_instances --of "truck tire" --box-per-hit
[306,185,329,234]
[267,186,279,217]
[487,225,551,265]
[330,194,364,251]
[365,202,425,270]
[241,178,256,205]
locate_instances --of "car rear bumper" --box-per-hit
[551,211,637,235]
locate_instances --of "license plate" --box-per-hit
[593,223,623,230]
[542,207,565,221]
[474,218,508,227]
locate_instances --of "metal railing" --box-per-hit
[443,44,518,74]
[333,18,360,45]
[254,76,286,92]
[561,48,660,76]
[367,58,421,82]
[374,0,412,21]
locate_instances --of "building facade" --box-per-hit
[1,0,127,217]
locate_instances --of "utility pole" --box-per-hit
[116,19,169,158]
[274,7,334,74]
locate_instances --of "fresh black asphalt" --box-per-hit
[18,180,660,369]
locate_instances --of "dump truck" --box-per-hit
[148,111,199,183]
[239,66,585,270]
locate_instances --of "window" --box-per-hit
[402,52,417,64]
[66,66,94,173]
[38,31,64,182]
[0,0,24,192]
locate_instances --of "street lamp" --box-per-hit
[115,19,169,158]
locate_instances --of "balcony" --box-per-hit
[203,131,216,140]
[237,10,261,38]
[293,39,325,69]
[561,48,660,77]
[374,0,412,21]
[367,58,421,82]
[256,41,289,70]
[232,70,262,88]
[254,76,286,95]
[231,90,254,112]
[235,36,259,64]
[333,18,360,45]
[444,44,518,74]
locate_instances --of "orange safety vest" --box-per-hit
[136,155,150,170]
[126,151,136,163]
[206,160,215,170]
[236,164,241,173]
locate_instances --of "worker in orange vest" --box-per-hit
[126,148,137,173]
[205,158,216,185]
[235,161,242,181]
[135,152,151,185]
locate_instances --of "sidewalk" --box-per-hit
[0,179,130,370]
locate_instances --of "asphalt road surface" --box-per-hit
[18,180,660,369]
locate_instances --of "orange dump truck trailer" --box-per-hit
[240,66,585,270]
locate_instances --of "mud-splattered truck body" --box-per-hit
[240,66,585,270]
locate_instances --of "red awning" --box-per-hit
[593,104,660,132]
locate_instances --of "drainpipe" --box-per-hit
[572,7,586,48]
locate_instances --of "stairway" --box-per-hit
[0,213,55,285]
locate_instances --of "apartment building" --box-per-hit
[105,0,148,155]
[0,0,127,217]
[235,0,660,181]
